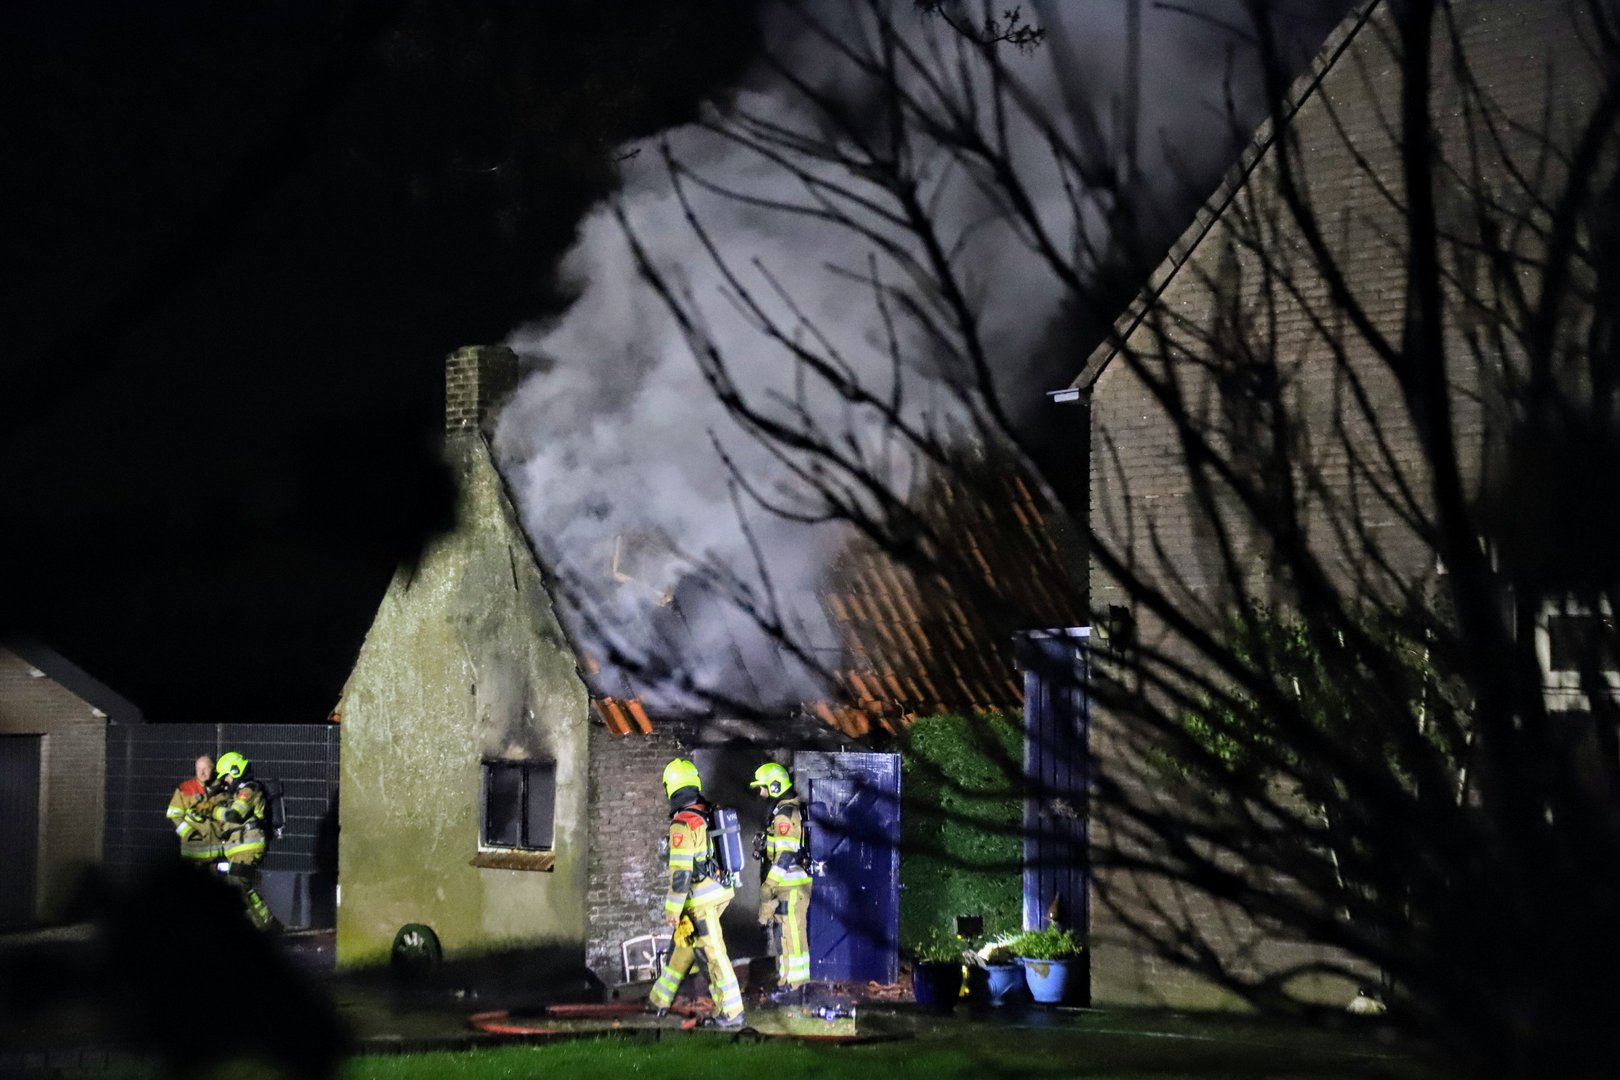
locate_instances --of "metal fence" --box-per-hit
[105,723,340,927]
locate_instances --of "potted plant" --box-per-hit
[1011,926,1085,1004]
[910,934,966,1011]
[977,941,1027,1006]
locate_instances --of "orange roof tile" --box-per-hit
[590,456,1082,739]
[597,697,631,735]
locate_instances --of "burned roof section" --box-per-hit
[574,450,1084,738]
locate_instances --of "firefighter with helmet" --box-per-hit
[752,761,813,998]
[166,754,224,866]
[212,751,278,931]
[646,758,746,1028]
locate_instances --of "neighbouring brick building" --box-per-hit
[1061,0,1607,1007]
[0,643,141,926]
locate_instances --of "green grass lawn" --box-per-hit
[340,1013,1432,1080]
[86,1006,1433,1080]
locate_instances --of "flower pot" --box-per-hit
[911,961,963,1011]
[984,961,1026,1006]
[1019,956,1079,1004]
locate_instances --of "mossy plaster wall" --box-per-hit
[336,435,589,967]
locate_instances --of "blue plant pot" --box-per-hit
[911,961,962,1011]
[984,962,1026,1006]
[1019,956,1079,1004]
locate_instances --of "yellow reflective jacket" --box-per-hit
[214,780,270,863]
[166,779,221,859]
[762,797,812,891]
[663,805,734,918]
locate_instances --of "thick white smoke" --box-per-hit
[495,1,1348,713]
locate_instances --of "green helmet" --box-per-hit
[751,762,792,797]
[662,758,703,799]
[217,751,251,781]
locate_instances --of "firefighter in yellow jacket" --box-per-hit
[647,758,746,1028]
[212,751,277,930]
[752,761,813,996]
[165,754,223,865]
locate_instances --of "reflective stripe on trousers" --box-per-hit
[221,867,275,930]
[775,882,812,987]
[647,899,744,1019]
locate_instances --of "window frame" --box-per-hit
[1534,599,1620,712]
[479,758,556,853]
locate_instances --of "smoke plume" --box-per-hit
[495,0,1349,714]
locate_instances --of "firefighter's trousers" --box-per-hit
[766,882,812,988]
[648,899,744,1019]
[221,854,275,930]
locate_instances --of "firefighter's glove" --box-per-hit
[758,902,776,926]
[672,916,696,948]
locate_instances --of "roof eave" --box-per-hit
[1064,1,1383,392]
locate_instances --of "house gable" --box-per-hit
[335,414,591,967]
[1077,0,1604,1010]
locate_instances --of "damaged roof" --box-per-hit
[579,457,1083,739]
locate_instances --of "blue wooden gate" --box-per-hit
[796,752,901,984]
[1018,628,1091,947]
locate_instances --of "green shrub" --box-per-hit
[982,942,1018,965]
[912,931,968,965]
[1010,925,1084,960]
[899,711,1023,954]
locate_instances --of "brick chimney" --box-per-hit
[445,345,521,437]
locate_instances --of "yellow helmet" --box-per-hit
[217,751,251,781]
[751,762,792,797]
[662,758,703,799]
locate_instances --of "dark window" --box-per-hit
[1547,614,1619,674]
[482,760,556,850]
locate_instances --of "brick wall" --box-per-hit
[1085,715,1374,1007]
[0,648,107,922]
[1092,0,1592,618]
[445,344,521,436]
[1083,0,1598,1007]
[584,725,687,983]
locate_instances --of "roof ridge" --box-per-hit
[1068,0,1384,392]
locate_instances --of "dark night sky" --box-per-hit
[0,0,760,721]
[0,1,1346,724]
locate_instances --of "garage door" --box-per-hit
[0,735,42,926]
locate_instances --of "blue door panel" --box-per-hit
[1018,629,1090,937]
[797,752,900,984]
